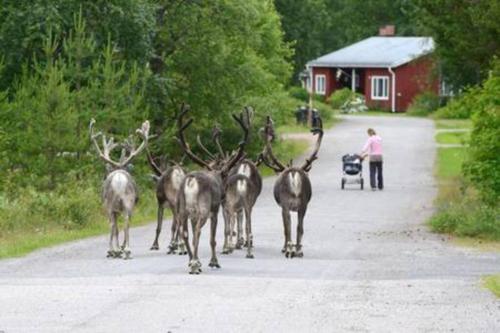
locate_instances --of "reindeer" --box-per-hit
[146,151,187,254]
[222,160,261,258]
[261,116,323,258]
[196,115,263,257]
[175,104,249,274]
[89,119,150,259]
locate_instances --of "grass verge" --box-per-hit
[483,275,500,298]
[435,131,470,145]
[0,189,157,259]
[429,121,500,243]
[435,119,472,129]
[436,147,466,178]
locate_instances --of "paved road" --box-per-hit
[1,115,499,332]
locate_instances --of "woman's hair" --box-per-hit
[367,128,376,136]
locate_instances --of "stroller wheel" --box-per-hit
[341,178,345,190]
[360,178,364,190]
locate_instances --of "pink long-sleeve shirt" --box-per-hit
[362,135,383,156]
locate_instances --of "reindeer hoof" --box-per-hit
[222,246,233,254]
[188,260,202,274]
[281,247,286,253]
[235,238,244,249]
[150,244,159,251]
[106,250,114,258]
[122,250,132,260]
[292,250,303,258]
[208,260,221,269]
[246,253,254,259]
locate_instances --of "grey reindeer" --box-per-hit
[217,124,263,257]
[175,104,249,274]
[146,151,187,254]
[195,115,263,258]
[89,119,151,259]
[261,116,323,258]
[222,159,262,258]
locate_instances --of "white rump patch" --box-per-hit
[171,168,185,190]
[237,163,251,178]
[236,179,247,194]
[288,172,302,196]
[184,177,199,207]
[111,172,129,196]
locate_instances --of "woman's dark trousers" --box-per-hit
[369,161,383,189]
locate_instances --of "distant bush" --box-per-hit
[288,86,309,102]
[407,91,440,116]
[434,88,479,119]
[329,88,353,109]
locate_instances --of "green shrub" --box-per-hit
[329,88,353,109]
[407,91,440,116]
[434,87,479,119]
[288,86,309,102]
[462,61,500,204]
[430,200,500,240]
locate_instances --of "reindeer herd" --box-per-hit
[89,104,323,274]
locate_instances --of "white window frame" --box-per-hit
[315,74,326,95]
[371,76,389,100]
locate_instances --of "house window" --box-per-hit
[371,76,389,100]
[315,74,326,95]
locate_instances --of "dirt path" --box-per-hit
[1,115,499,332]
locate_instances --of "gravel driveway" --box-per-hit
[1,115,499,332]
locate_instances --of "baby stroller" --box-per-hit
[341,154,364,190]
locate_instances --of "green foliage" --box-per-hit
[275,0,416,81]
[288,86,309,102]
[429,200,500,240]
[461,62,500,204]
[330,88,355,109]
[0,0,156,91]
[414,0,500,86]
[434,88,479,119]
[407,91,440,116]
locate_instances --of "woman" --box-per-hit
[361,128,383,191]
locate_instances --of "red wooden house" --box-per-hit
[306,28,439,112]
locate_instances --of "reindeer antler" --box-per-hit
[212,124,227,160]
[300,117,323,172]
[89,118,150,169]
[89,118,121,168]
[220,107,250,175]
[197,134,217,161]
[146,148,163,176]
[261,116,286,173]
[176,103,213,170]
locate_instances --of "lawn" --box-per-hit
[483,275,500,298]
[436,147,466,179]
[435,119,472,129]
[344,109,406,116]
[435,131,470,145]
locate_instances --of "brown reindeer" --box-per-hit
[146,151,187,254]
[261,116,323,258]
[175,104,249,274]
[89,119,150,259]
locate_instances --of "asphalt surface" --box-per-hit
[1,115,499,332]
